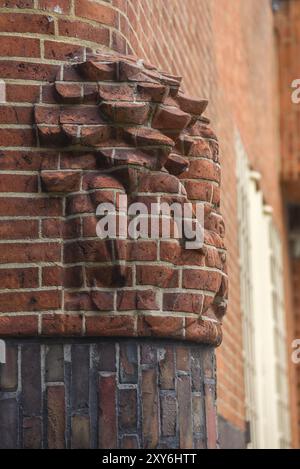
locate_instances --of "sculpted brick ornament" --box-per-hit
[34,52,227,345]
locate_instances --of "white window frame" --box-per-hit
[236,130,291,449]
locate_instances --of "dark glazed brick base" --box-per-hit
[0,338,217,449]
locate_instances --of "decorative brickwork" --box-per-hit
[0,51,227,345]
[0,338,217,449]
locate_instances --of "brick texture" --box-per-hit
[0,0,297,448]
[0,338,217,449]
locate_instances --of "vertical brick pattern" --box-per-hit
[0,339,217,449]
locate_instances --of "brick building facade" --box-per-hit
[0,0,299,449]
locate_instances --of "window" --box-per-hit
[235,130,291,448]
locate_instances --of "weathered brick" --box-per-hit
[0,242,60,264]
[99,374,117,448]
[0,267,38,289]
[176,346,190,372]
[75,0,118,27]
[0,36,40,58]
[38,0,70,14]
[71,415,90,449]
[160,393,177,437]
[182,269,222,292]
[58,19,110,45]
[23,417,42,449]
[42,313,82,336]
[0,60,58,81]
[136,265,179,288]
[0,399,18,449]
[119,342,138,384]
[159,346,175,390]
[0,174,38,193]
[117,290,159,311]
[118,388,137,434]
[0,197,62,217]
[71,344,89,412]
[47,386,66,449]
[177,375,193,449]
[21,344,41,416]
[0,220,39,240]
[0,13,55,34]
[45,345,64,383]
[0,290,61,312]
[0,315,38,336]
[0,343,18,391]
[142,368,159,448]
[94,342,116,372]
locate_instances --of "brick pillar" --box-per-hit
[0,2,227,449]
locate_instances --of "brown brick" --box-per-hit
[86,315,135,337]
[136,265,179,288]
[0,0,33,6]
[160,393,177,437]
[41,171,81,193]
[71,415,90,449]
[6,84,40,103]
[75,0,118,27]
[71,344,89,412]
[0,36,40,58]
[117,290,159,311]
[163,292,203,314]
[0,290,61,312]
[120,435,139,449]
[0,315,38,336]
[38,0,70,14]
[94,342,116,372]
[176,346,190,372]
[142,368,159,448]
[0,268,38,289]
[0,13,55,34]
[45,345,64,383]
[182,269,222,292]
[119,343,138,384]
[0,174,38,192]
[0,151,58,171]
[99,374,117,448]
[0,60,58,81]
[58,19,110,45]
[0,399,18,448]
[0,197,62,217]
[0,220,39,240]
[119,388,137,434]
[0,242,61,263]
[42,314,82,336]
[44,41,84,61]
[0,128,35,147]
[47,386,66,449]
[138,315,184,339]
[23,417,42,449]
[177,375,193,449]
[204,383,217,449]
[159,346,175,390]
[192,394,205,434]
